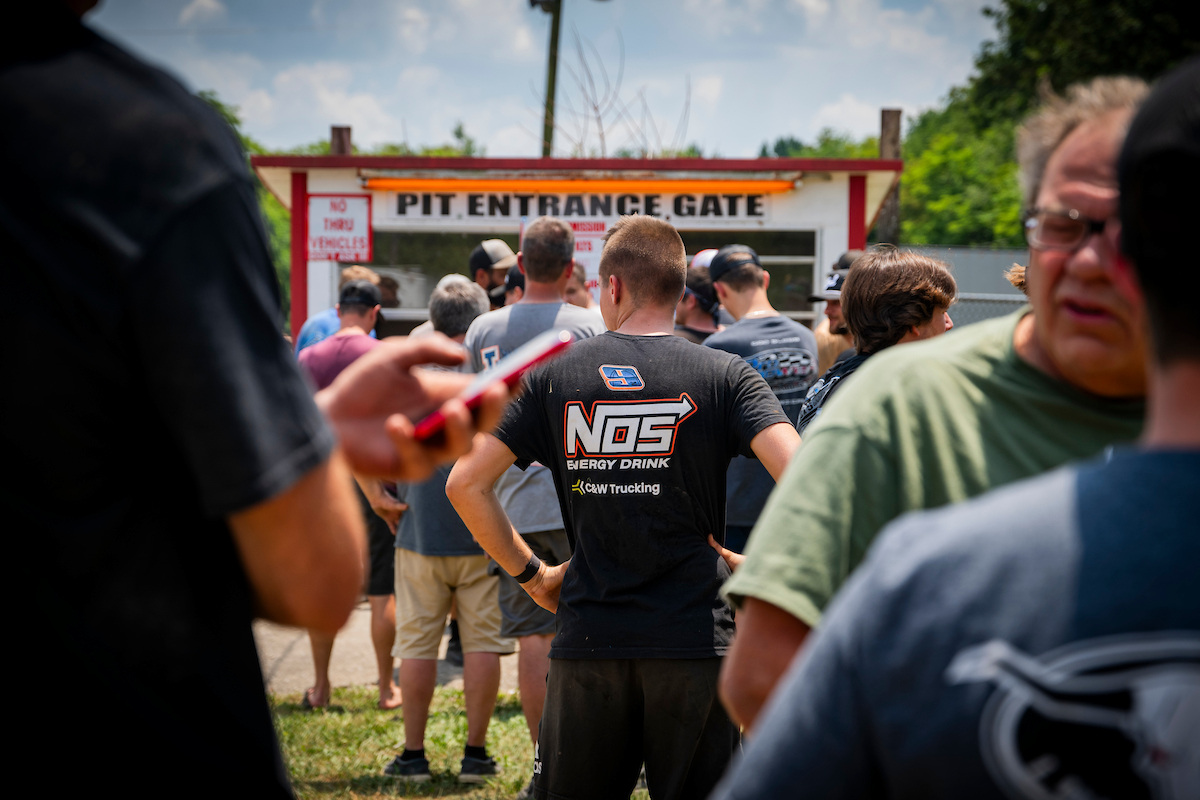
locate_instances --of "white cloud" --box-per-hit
[395,7,433,55]
[681,0,774,36]
[390,0,539,62]
[692,75,723,107]
[267,62,404,147]
[809,93,880,137]
[179,0,226,25]
[397,66,442,92]
[790,0,830,21]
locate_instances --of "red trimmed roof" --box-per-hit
[249,154,902,172]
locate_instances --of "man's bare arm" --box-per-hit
[749,421,801,481]
[228,450,366,634]
[719,597,811,732]
[446,433,567,612]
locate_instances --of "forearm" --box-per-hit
[229,449,366,633]
[719,597,811,732]
[446,455,530,576]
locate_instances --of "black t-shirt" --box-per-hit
[495,332,789,659]
[3,13,329,796]
[672,323,714,344]
[795,353,871,436]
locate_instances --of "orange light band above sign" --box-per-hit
[362,178,796,194]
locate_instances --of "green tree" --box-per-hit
[898,0,1193,246]
[900,109,1023,245]
[965,0,1198,131]
[759,129,879,159]
[198,91,293,318]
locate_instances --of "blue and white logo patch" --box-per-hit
[599,364,645,391]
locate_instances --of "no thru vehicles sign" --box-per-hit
[308,195,372,262]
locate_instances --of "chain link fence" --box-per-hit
[952,293,1028,327]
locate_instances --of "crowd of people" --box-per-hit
[9,4,1197,800]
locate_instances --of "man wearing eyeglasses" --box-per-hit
[718,76,1150,732]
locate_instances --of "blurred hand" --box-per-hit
[316,335,512,482]
[356,477,408,534]
[708,534,745,571]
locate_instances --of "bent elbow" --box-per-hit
[444,461,477,510]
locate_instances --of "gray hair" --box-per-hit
[521,216,575,282]
[1017,76,1149,210]
[429,281,490,337]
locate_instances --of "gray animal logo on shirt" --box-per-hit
[947,635,1200,800]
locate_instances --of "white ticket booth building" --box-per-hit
[251,155,901,338]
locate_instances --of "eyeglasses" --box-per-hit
[1024,207,1114,252]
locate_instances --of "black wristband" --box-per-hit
[514,554,542,584]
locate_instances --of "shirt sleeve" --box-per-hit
[721,415,899,627]
[129,179,334,517]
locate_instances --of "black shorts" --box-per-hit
[495,529,571,638]
[357,484,396,596]
[532,658,738,800]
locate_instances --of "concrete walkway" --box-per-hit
[254,599,521,698]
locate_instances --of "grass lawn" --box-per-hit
[273,685,534,799]
[273,685,653,799]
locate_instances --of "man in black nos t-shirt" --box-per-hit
[448,216,799,800]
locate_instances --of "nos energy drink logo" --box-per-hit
[563,394,696,457]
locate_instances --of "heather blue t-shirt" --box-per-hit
[395,465,484,557]
[705,315,818,526]
[713,450,1200,800]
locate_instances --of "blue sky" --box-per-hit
[88,0,998,157]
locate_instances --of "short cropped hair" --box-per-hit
[521,217,575,282]
[1017,76,1149,210]
[842,245,958,355]
[599,215,687,308]
[566,262,587,289]
[429,281,490,338]
[713,258,765,292]
[339,265,379,287]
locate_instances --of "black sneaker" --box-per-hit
[383,754,431,782]
[458,754,500,784]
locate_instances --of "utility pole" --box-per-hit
[530,0,564,158]
[532,0,609,158]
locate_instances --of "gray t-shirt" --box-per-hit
[462,301,607,533]
[395,464,483,556]
[712,450,1200,800]
[705,315,818,526]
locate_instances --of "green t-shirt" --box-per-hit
[722,309,1145,628]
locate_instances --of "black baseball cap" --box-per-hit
[339,279,382,307]
[468,239,518,275]
[808,271,847,302]
[834,250,864,272]
[709,244,761,283]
